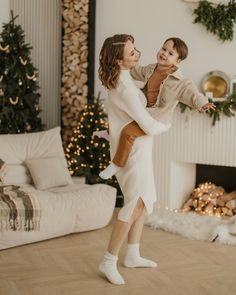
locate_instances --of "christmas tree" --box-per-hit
[0,11,43,134]
[66,94,121,194]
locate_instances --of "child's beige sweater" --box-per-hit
[131,64,209,123]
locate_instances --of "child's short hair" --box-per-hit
[164,37,188,61]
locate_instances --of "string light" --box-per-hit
[181,182,234,217]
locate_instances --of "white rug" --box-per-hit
[145,208,236,246]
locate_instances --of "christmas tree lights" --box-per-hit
[66,95,121,193]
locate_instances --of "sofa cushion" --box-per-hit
[0,182,117,250]
[0,164,32,185]
[0,127,68,185]
[25,157,73,190]
[0,127,65,164]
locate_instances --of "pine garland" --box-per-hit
[192,0,236,42]
[178,92,236,125]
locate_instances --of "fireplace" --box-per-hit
[153,108,236,210]
[196,164,236,193]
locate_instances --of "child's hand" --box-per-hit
[199,102,216,113]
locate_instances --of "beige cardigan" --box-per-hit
[130,64,209,123]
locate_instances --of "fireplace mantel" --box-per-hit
[153,108,236,209]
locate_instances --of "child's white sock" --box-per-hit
[99,251,125,285]
[124,243,157,268]
[93,130,110,141]
[99,162,121,179]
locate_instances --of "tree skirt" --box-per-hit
[145,208,236,246]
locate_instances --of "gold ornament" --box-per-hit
[9,96,19,105]
[0,44,9,51]
[26,72,36,80]
[0,88,4,96]
[19,56,27,65]
[0,75,3,82]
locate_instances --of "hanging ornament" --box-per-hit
[18,79,23,86]
[19,56,27,65]
[4,69,8,75]
[0,75,3,82]
[0,44,10,52]
[9,96,19,105]
[26,72,36,80]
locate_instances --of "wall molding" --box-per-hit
[9,0,62,129]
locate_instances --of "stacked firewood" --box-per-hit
[182,182,236,217]
[61,0,89,145]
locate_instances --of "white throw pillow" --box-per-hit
[0,164,32,185]
[25,157,73,190]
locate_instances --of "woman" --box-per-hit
[98,34,170,285]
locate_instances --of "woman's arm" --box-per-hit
[115,87,170,136]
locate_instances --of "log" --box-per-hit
[62,0,89,146]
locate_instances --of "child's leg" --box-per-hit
[113,121,145,167]
[99,121,145,180]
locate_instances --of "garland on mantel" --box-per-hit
[178,92,236,125]
[192,0,236,41]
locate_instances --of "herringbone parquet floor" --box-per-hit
[1,209,236,295]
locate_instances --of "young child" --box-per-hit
[97,37,215,179]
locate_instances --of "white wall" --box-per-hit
[0,0,9,30]
[95,0,236,98]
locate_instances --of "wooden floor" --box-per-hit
[1,210,236,295]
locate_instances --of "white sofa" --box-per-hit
[0,127,116,250]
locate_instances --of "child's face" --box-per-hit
[156,40,181,67]
[118,39,140,70]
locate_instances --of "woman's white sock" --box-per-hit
[99,163,121,179]
[99,251,125,285]
[93,130,110,141]
[124,243,157,268]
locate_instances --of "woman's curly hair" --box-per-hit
[99,34,134,90]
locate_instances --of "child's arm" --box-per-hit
[178,79,215,111]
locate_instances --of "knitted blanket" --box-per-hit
[0,160,41,231]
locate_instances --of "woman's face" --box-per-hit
[119,39,140,69]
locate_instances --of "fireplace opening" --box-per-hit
[196,164,236,193]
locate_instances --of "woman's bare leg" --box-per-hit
[127,207,146,244]
[124,207,157,268]
[99,198,144,285]
[108,198,145,255]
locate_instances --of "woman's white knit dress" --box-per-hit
[107,70,168,222]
